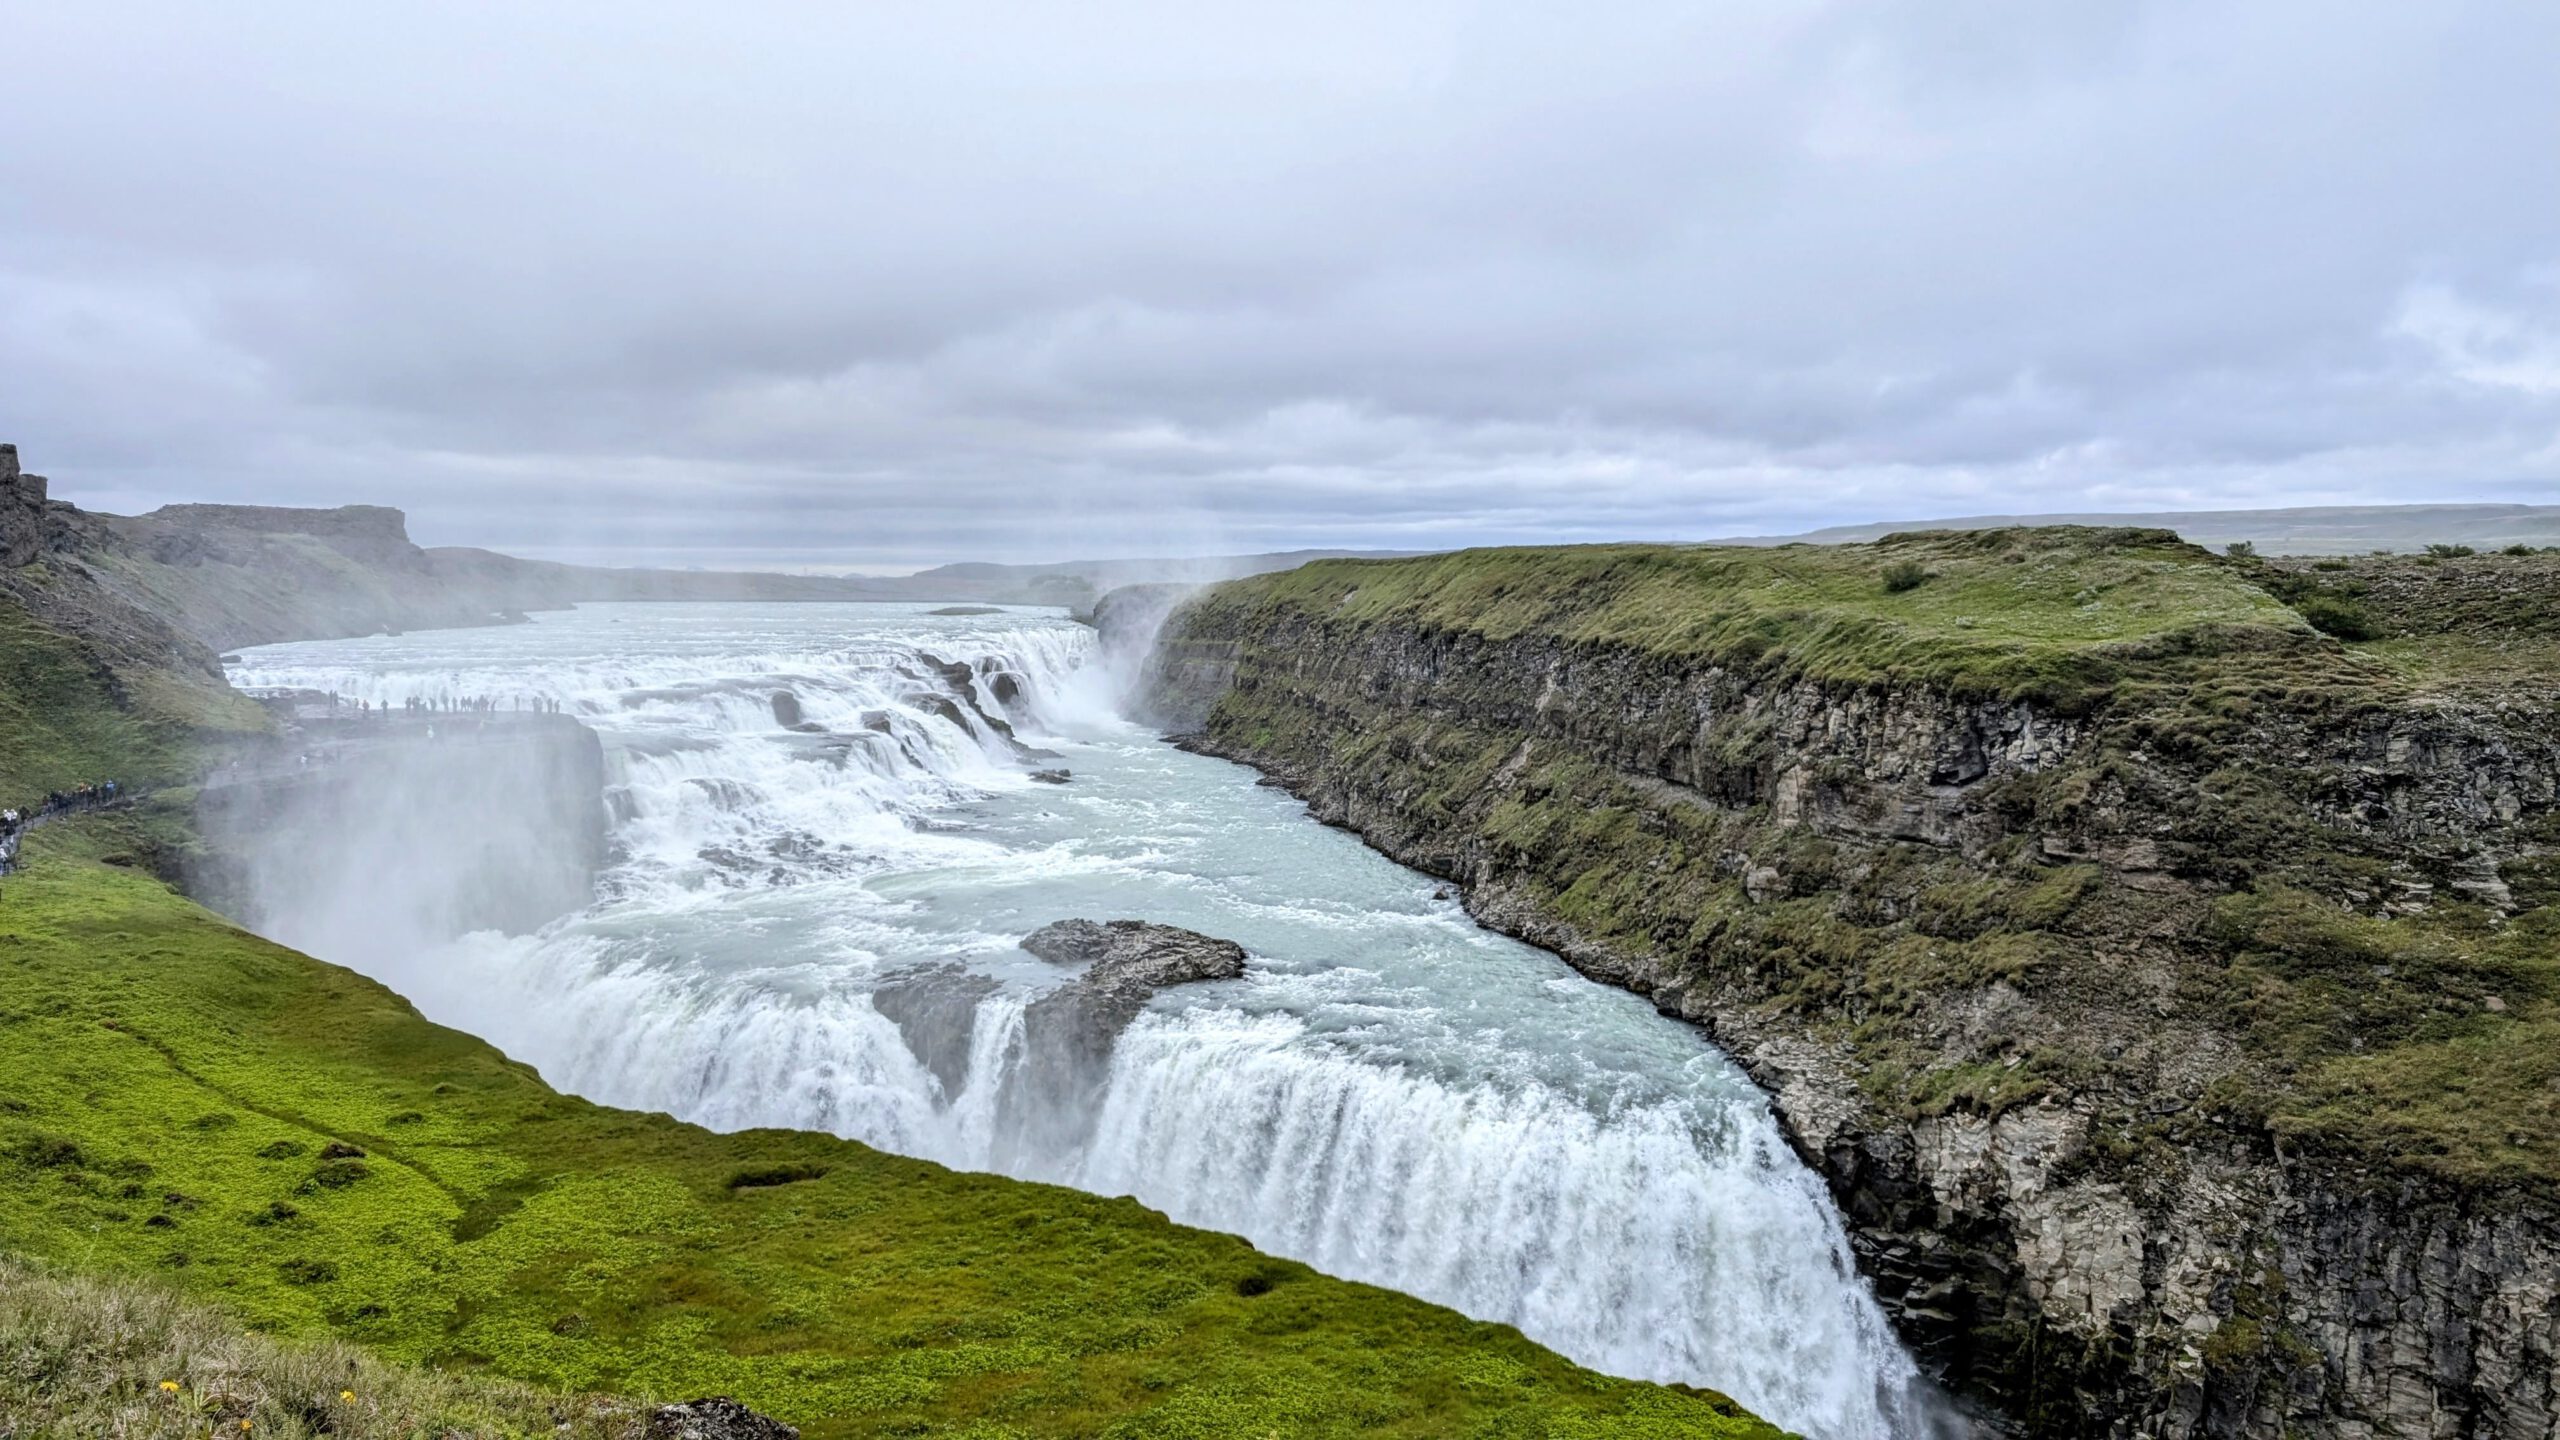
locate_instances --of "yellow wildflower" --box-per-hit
[158,1380,181,1393]
[340,1390,356,1402]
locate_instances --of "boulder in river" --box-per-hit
[769,690,803,727]
[1001,920,1248,1163]
[1021,918,1246,989]
[869,964,1002,1095]
[1030,768,1071,784]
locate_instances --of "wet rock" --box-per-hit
[929,605,1003,616]
[769,690,803,727]
[1000,920,1247,1161]
[642,1397,799,1440]
[1030,768,1071,784]
[902,692,976,733]
[1020,918,1248,990]
[870,965,1002,1095]
[913,651,979,693]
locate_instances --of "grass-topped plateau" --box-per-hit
[1160,529,2560,1188]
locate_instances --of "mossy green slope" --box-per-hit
[1,1252,644,1439]
[1209,527,2311,710]
[0,817,1778,1439]
[0,597,262,802]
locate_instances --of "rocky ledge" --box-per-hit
[1123,533,2560,1440]
[1021,917,1250,992]
[870,920,1249,1163]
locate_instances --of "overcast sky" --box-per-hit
[2,2,2555,570]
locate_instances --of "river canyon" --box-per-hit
[220,601,1948,1440]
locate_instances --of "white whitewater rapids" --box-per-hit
[229,601,1942,1439]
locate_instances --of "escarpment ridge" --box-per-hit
[1130,529,2560,1439]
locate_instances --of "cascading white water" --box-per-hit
[227,601,1942,1440]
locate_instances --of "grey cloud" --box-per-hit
[1,0,2554,568]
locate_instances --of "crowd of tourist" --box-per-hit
[6,779,122,827]
[0,780,128,875]
[321,693,567,718]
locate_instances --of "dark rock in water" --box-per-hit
[1002,919,1249,1164]
[1030,768,1071,784]
[910,653,1062,759]
[859,708,894,734]
[989,671,1026,705]
[914,651,979,692]
[769,690,804,728]
[929,605,1004,616]
[644,1397,799,1440]
[685,776,759,811]
[869,964,1002,1095]
[696,845,759,883]
[902,691,974,732]
[219,653,243,664]
[1022,918,1247,990]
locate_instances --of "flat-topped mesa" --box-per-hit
[136,502,421,567]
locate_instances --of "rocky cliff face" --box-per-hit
[0,443,108,569]
[1128,533,2560,1439]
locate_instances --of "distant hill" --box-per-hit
[0,441,1428,650]
[1732,502,2560,556]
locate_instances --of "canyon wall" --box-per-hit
[1128,532,2560,1438]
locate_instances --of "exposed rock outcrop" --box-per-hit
[1133,540,2560,1440]
[866,923,1248,1142]
[998,920,1248,1162]
[1021,918,1250,989]
[868,964,1001,1095]
[642,1397,800,1440]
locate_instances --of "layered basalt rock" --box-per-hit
[1124,537,2560,1439]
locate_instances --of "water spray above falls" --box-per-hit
[223,601,1942,1440]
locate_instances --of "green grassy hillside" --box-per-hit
[0,591,264,803]
[1207,527,2317,711]
[1,1252,643,1439]
[0,813,1777,1439]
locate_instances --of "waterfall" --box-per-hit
[224,603,1942,1440]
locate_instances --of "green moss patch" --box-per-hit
[0,834,1778,1439]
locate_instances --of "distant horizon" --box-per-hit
[49,458,2554,573]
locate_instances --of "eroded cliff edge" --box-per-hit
[1126,528,2560,1439]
